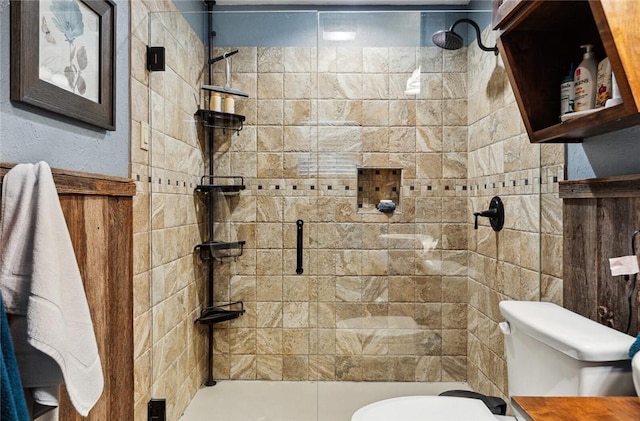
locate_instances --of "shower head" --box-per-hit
[432,18,498,55]
[432,29,464,50]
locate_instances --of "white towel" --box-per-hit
[0,162,103,416]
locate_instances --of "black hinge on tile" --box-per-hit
[147,46,165,72]
[148,399,166,421]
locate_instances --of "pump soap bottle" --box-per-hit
[574,44,598,112]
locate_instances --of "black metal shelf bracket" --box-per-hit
[195,175,245,194]
[195,240,246,261]
[195,301,245,325]
[195,109,245,134]
[197,0,247,388]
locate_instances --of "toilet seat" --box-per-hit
[351,396,513,421]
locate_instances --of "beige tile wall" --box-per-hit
[209,45,472,383]
[465,26,564,401]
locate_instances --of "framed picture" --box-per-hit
[11,0,116,131]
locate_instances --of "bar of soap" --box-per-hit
[376,200,396,212]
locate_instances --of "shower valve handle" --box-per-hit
[473,196,504,232]
[474,209,497,229]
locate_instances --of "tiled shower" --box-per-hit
[208,14,471,384]
[130,3,564,421]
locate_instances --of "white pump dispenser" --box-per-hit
[574,44,598,111]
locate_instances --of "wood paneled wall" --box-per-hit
[0,163,135,420]
[560,174,640,334]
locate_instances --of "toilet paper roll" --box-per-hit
[609,255,639,276]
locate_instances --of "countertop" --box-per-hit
[512,396,640,420]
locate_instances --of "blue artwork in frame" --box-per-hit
[10,0,116,131]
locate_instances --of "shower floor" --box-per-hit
[179,380,471,421]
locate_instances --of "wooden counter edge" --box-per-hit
[512,396,640,421]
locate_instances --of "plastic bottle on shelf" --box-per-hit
[223,95,234,114]
[573,44,598,112]
[605,71,623,108]
[595,57,612,108]
[209,92,221,112]
[560,63,575,115]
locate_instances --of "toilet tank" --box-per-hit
[499,301,636,398]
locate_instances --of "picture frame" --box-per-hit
[10,0,116,131]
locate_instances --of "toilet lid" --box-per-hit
[351,396,499,421]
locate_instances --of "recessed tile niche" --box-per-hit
[357,168,402,212]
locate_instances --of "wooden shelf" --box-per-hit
[532,103,635,143]
[494,0,640,143]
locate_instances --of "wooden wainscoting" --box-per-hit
[0,163,135,420]
[560,174,640,333]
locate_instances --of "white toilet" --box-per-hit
[352,301,639,421]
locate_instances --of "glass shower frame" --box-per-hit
[147,6,543,420]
